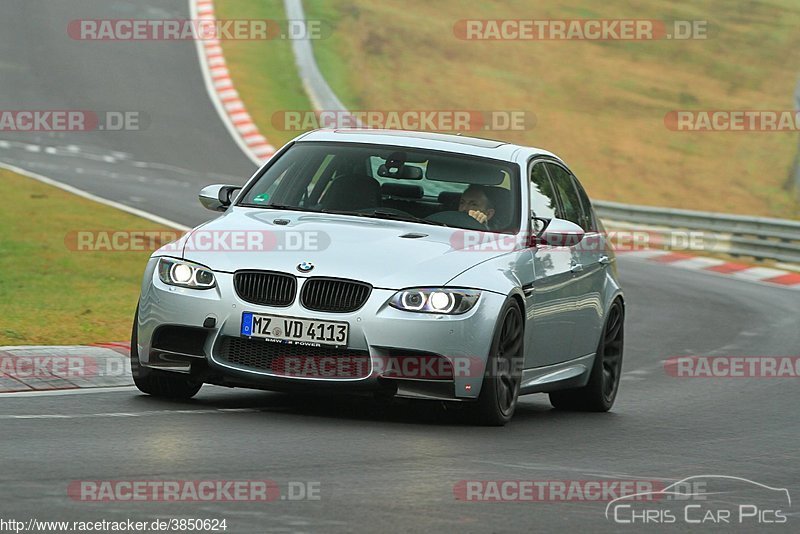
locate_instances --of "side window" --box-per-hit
[546,163,585,229]
[570,175,597,232]
[529,162,558,219]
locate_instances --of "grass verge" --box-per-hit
[0,169,170,345]
[298,0,800,219]
[214,0,313,149]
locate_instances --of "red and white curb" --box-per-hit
[0,343,132,393]
[192,0,275,163]
[619,250,800,289]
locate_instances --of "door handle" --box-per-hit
[570,262,584,273]
[598,255,613,265]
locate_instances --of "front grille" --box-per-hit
[300,278,372,313]
[234,271,296,307]
[217,336,370,379]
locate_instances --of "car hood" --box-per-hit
[170,208,516,289]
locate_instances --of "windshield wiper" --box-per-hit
[323,208,450,228]
[243,204,450,227]
[241,203,323,213]
[368,209,450,227]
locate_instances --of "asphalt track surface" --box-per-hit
[1,1,799,533]
[0,0,255,226]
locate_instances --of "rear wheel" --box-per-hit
[549,300,624,411]
[467,300,524,426]
[130,304,202,399]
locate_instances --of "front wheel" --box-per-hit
[130,304,202,399]
[467,300,524,426]
[549,300,624,412]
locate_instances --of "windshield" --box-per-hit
[238,141,521,232]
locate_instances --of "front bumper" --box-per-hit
[135,257,507,399]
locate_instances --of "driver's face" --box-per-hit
[459,190,489,213]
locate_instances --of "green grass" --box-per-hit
[0,169,171,345]
[214,0,314,148]
[296,0,363,108]
[294,0,800,219]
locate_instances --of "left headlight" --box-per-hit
[389,288,480,314]
[157,257,216,289]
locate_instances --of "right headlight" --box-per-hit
[157,257,216,289]
[389,288,480,314]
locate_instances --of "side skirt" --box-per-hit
[519,353,595,395]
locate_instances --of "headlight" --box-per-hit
[157,257,216,289]
[390,288,480,314]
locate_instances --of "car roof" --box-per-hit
[296,128,560,163]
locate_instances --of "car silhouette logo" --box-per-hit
[297,261,314,273]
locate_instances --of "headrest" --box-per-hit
[320,174,380,210]
[483,186,514,230]
[437,191,463,207]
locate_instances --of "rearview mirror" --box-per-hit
[377,163,423,179]
[534,217,585,247]
[199,184,241,212]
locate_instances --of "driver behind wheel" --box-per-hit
[458,184,496,226]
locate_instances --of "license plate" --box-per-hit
[241,312,349,347]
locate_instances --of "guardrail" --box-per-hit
[595,200,800,264]
[284,0,351,114]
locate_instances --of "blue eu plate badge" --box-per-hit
[241,312,253,336]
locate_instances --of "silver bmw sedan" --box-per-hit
[131,129,624,425]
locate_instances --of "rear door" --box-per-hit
[545,163,605,358]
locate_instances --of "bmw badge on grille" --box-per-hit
[297,261,314,273]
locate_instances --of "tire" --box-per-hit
[130,304,202,399]
[549,299,624,412]
[467,299,524,426]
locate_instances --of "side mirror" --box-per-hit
[199,184,242,212]
[534,217,585,247]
